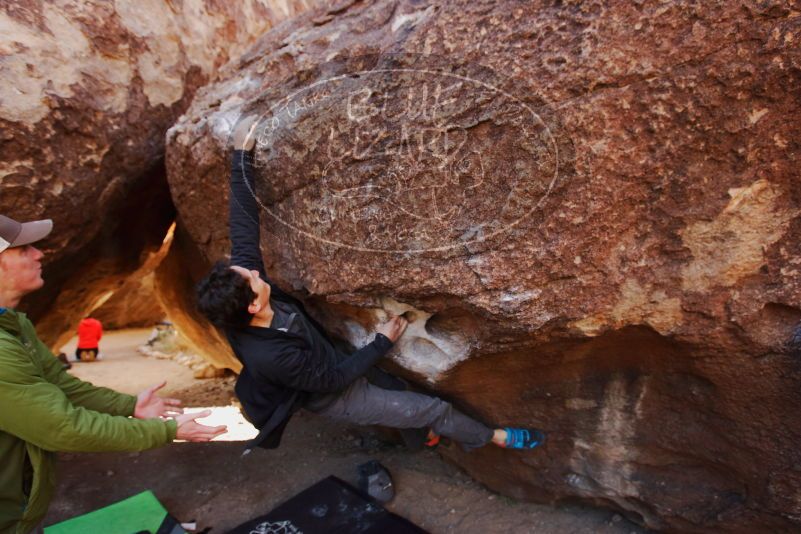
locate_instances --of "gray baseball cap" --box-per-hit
[0,215,53,254]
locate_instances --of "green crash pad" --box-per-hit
[44,490,184,534]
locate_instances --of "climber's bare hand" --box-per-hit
[376,315,408,343]
[232,114,259,151]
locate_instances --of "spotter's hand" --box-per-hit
[174,410,227,442]
[134,381,183,419]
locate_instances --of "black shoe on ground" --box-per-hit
[57,352,72,370]
[357,460,395,503]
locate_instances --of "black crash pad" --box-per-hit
[227,476,428,534]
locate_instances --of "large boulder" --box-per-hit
[166,0,801,531]
[0,0,319,347]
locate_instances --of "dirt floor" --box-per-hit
[45,329,648,533]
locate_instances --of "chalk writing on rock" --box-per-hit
[244,56,563,253]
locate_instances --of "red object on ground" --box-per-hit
[425,434,440,448]
[77,318,103,349]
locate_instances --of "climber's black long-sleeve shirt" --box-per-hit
[225,149,393,450]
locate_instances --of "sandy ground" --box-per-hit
[45,329,648,533]
[59,328,207,399]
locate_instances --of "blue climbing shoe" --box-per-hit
[504,427,546,449]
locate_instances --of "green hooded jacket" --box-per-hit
[0,308,177,534]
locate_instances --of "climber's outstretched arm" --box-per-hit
[229,116,266,279]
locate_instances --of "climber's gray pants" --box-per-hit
[308,377,494,450]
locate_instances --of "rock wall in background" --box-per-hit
[91,271,165,330]
[153,225,239,372]
[166,0,801,531]
[0,0,320,345]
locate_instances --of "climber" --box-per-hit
[0,213,228,534]
[195,114,547,455]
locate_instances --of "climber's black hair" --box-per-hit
[195,260,255,329]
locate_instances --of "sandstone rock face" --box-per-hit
[153,225,239,373]
[1,0,318,345]
[166,1,801,531]
[91,272,166,330]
